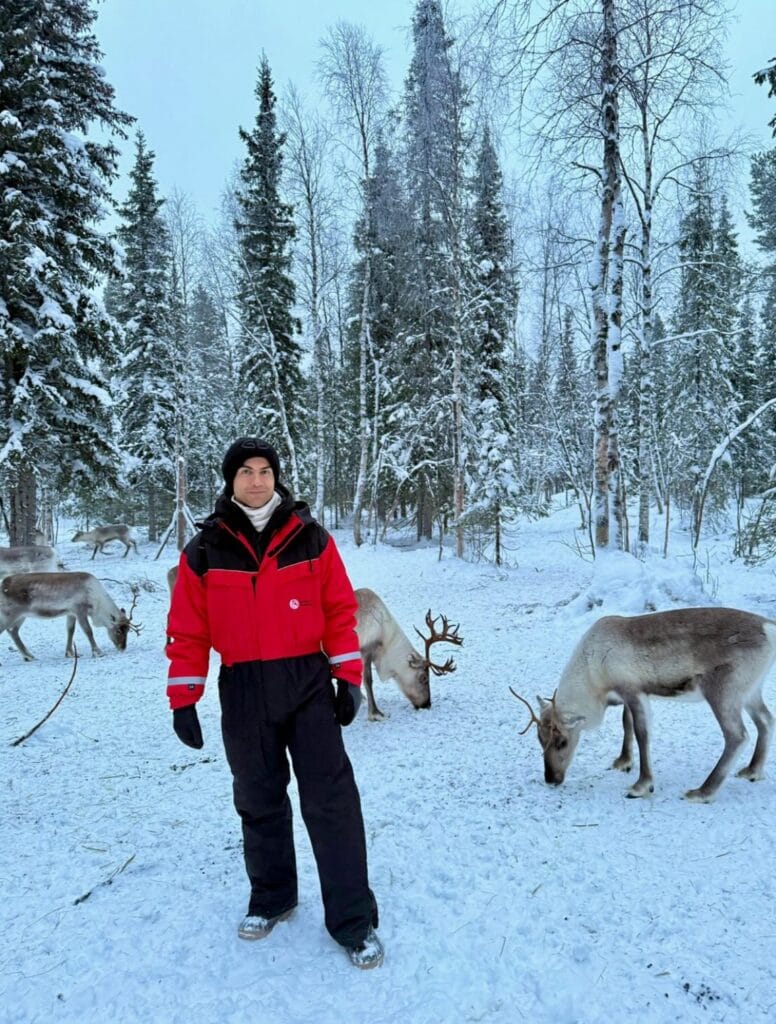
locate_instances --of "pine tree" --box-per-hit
[394,0,466,541]
[235,57,302,479]
[0,0,132,541]
[748,148,776,457]
[464,127,519,563]
[669,167,737,543]
[187,283,237,510]
[113,132,176,540]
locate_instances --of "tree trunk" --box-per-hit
[10,465,37,545]
[352,254,371,545]
[590,0,621,552]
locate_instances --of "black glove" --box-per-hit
[334,678,362,726]
[173,704,204,749]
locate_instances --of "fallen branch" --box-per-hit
[11,647,79,747]
[73,853,136,905]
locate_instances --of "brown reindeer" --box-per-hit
[0,572,141,660]
[355,588,463,721]
[72,524,138,559]
[512,607,776,803]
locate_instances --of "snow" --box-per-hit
[2,504,776,1024]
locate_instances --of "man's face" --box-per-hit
[232,457,275,508]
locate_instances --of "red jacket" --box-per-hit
[166,494,362,709]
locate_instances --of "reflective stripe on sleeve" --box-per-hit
[168,677,207,689]
[328,651,361,666]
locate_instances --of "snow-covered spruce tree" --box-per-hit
[186,282,236,510]
[551,306,593,534]
[235,57,302,488]
[0,0,131,542]
[112,132,176,541]
[667,166,738,545]
[393,0,464,542]
[463,126,520,563]
[754,58,776,135]
[343,126,412,534]
[748,146,776,472]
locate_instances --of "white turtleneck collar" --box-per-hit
[231,490,283,534]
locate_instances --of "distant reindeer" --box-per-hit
[0,571,141,660]
[0,545,58,580]
[72,524,138,559]
[512,607,776,803]
[354,588,463,721]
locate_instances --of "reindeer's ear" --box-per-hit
[537,696,552,712]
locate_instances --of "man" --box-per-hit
[166,437,383,969]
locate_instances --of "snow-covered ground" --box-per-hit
[2,503,775,1024]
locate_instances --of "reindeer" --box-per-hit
[167,564,179,596]
[0,572,141,660]
[512,607,776,803]
[0,545,58,580]
[72,524,138,559]
[354,588,463,721]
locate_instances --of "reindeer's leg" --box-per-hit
[736,691,773,782]
[90,544,98,560]
[610,704,634,772]
[65,614,77,657]
[685,665,747,802]
[363,657,385,722]
[6,619,35,661]
[122,541,129,558]
[75,608,102,657]
[625,695,654,798]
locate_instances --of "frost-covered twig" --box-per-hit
[11,648,78,747]
[73,853,136,906]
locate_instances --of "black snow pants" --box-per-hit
[218,653,378,947]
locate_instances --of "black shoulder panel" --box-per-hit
[276,521,329,569]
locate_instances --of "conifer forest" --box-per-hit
[2,0,775,565]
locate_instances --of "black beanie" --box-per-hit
[222,437,281,494]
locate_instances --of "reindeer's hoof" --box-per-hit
[735,767,763,782]
[610,757,632,773]
[625,781,653,798]
[683,788,714,803]
[22,654,35,662]
[367,711,388,723]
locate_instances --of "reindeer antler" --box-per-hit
[509,687,542,735]
[414,610,463,675]
[126,583,143,635]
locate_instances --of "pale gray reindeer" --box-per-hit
[0,544,58,581]
[72,524,138,559]
[0,571,140,660]
[354,588,463,721]
[512,607,776,803]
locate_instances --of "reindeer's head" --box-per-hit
[511,689,585,785]
[109,585,142,652]
[406,611,464,709]
[109,610,131,651]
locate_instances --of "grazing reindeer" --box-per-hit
[354,588,463,721]
[512,607,776,803]
[72,524,138,559]
[0,545,58,580]
[0,572,140,660]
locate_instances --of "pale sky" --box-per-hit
[94,0,775,222]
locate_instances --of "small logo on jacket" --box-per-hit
[289,598,300,610]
